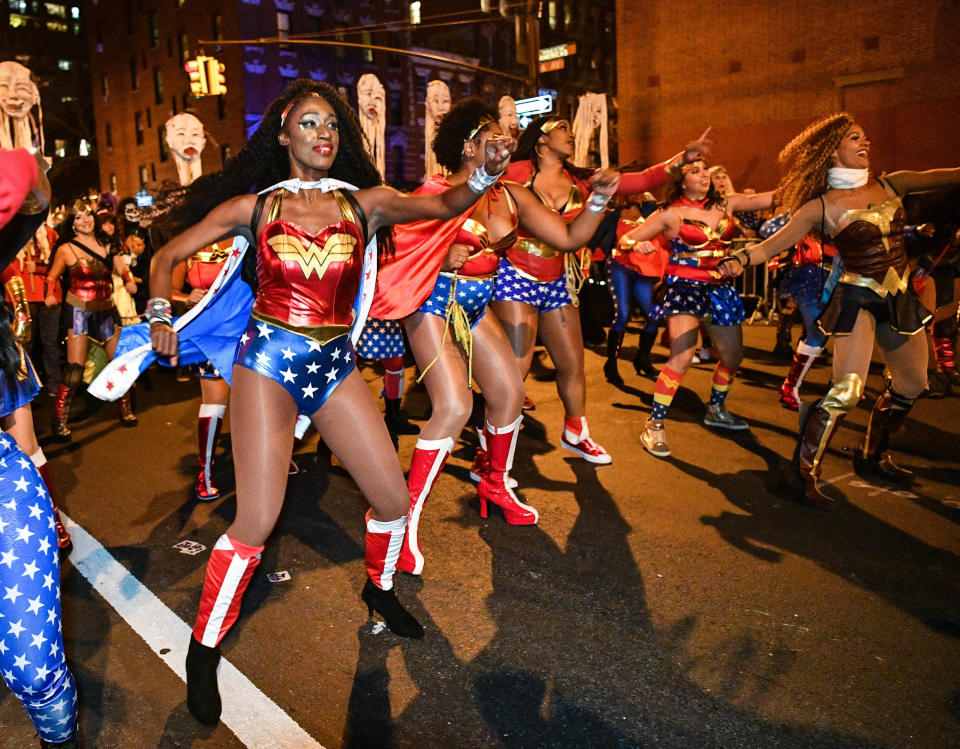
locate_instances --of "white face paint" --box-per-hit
[164,113,206,162]
[425,80,451,124]
[498,95,519,137]
[123,203,140,223]
[357,74,385,121]
[0,61,38,119]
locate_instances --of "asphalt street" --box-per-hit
[1,323,958,748]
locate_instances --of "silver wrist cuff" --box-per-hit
[467,164,502,195]
[586,191,611,214]
[146,297,173,326]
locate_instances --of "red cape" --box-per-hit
[369,176,477,320]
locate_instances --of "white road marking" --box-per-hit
[61,512,324,748]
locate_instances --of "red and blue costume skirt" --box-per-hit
[234,313,355,415]
[653,276,746,327]
[356,317,405,360]
[417,272,495,328]
[491,259,571,313]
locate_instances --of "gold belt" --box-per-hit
[251,310,351,345]
[439,271,496,282]
[66,292,113,311]
[672,249,727,259]
[839,266,909,298]
[515,238,559,259]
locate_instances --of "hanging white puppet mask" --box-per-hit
[572,92,608,169]
[0,61,43,152]
[357,73,386,178]
[165,112,206,186]
[498,95,519,139]
[424,79,451,179]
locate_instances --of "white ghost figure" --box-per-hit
[165,112,206,186]
[424,79,451,179]
[0,60,43,153]
[572,92,608,168]
[357,73,386,178]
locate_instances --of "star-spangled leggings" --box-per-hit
[0,433,78,744]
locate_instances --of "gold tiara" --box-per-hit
[540,117,564,134]
[466,118,494,141]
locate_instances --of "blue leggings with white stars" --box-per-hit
[0,432,78,743]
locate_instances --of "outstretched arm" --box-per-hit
[884,167,960,195]
[724,190,775,213]
[621,208,680,253]
[512,169,622,250]
[718,198,820,277]
[617,127,713,196]
[363,137,515,232]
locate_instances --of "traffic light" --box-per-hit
[205,57,227,96]
[184,57,208,97]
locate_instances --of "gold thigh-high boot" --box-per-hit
[854,386,915,481]
[794,373,863,508]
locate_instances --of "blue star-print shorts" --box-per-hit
[235,314,356,415]
[355,317,405,360]
[417,272,495,329]
[491,259,572,312]
[652,278,746,326]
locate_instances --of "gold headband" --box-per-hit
[281,92,322,126]
[540,117,564,134]
[466,118,494,141]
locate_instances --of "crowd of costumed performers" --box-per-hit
[2,60,960,744]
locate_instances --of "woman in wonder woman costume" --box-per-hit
[369,98,619,576]
[146,80,514,726]
[493,116,711,464]
[719,113,960,507]
[624,160,774,458]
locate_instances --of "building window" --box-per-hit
[158,127,168,161]
[100,73,108,100]
[129,57,138,89]
[409,1,421,25]
[70,5,78,19]
[135,111,144,146]
[277,11,289,39]
[110,174,117,192]
[221,144,231,163]
[139,165,148,186]
[217,94,226,121]
[44,3,67,17]
[362,30,372,62]
[45,20,67,31]
[146,108,152,128]
[149,10,159,47]
[212,13,222,40]
[58,59,72,71]
[153,68,164,105]
[125,3,134,34]
[105,122,112,148]
[548,1,557,30]
[178,32,189,64]
[151,163,156,181]
[54,139,66,158]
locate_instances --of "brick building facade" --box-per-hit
[616,0,960,192]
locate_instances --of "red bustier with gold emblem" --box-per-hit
[253,217,364,328]
[68,255,113,303]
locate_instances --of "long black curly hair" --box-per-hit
[512,114,594,182]
[432,97,498,174]
[0,303,21,382]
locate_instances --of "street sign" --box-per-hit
[515,94,553,130]
[538,58,565,74]
[539,42,577,62]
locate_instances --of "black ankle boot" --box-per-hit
[633,331,659,376]
[361,579,424,638]
[186,636,223,725]
[384,397,419,435]
[604,329,624,384]
[39,732,81,748]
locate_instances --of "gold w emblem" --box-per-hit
[267,233,356,280]
[658,373,681,390]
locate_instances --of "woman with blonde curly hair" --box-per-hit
[720,113,960,507]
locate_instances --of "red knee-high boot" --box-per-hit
[362,511,424,638]
[187,534,263,725]
[195,405,225,501]
[477,416,539,525]
[30,449,72,555]
[396,436,453,575]
[778,342,822,411]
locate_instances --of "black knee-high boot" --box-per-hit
[633,330,658,376]
[603,328,625,384]
[853,386,915,481]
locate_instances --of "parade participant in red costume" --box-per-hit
[369,98,619,576]
[45,202,138,439]
[146,80,514,726]
[719,113,960,506]
[624,160,773,457]
[492,116,711,464]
